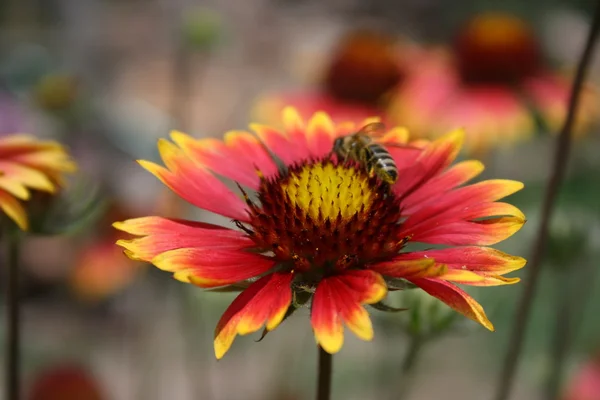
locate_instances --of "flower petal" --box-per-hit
[282,107,311,161]
[394,129,465,200]
[404,247,526,275]
[306,111,336,158]
[170,130,278,188]
[0,161,56,193]
[138,138,249,221]
[114,217,254,262]
[402,160,485,212]
[401,179,524,235]
[409,278,494,331]
[150,247,275,287]
[370,257,446,279]
[0,191,28,230]
[311,270,386,354]
[410,216,526,246]
[214,272,293,359]
[439,269,520,286]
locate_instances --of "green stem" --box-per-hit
[5,230,21,400]
[493,3,600,399]
[316,346,332,400]
[393,335,423,400]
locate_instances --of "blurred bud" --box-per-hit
[34,74,79,112]
[545,212,590,268]
[181,7,224,51]
[27,364,104,400]
[563,350,600,400]
[397,289,458,338]
[27,176,108,236]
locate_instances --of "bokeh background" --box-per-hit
[1,0,600,399]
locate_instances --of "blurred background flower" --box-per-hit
[563,350,600,400]
[252,29,422,126]
[386,12,600,155]
[0,1,599,399]
[26,364,104,400]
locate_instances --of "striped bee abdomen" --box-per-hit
[365,143,398,184]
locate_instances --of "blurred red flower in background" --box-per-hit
[252,29,421,126]
[27,364,104,400]
[386,12,599,155]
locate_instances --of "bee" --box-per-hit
[332,122,399,184]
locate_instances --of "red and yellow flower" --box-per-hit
[386,12,599,155]
[0,134,77,230]
[252,29,414,126]
[114,107,526,359]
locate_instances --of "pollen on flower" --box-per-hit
[237,157,404,275]
[281,161,374,221]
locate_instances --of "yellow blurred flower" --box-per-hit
[0,134,76,230]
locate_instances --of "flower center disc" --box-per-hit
[455,13,540,84]
[243,158,404,275]
[324,30,403,106]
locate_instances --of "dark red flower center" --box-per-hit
[454,13,540,85]
[237,158,405,282]
[323,30,404,106]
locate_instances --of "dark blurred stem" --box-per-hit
[493,4,600,400]
[316,346,332,400]
[545,270,572,400]
[5,230,21,400]
[393,335,423,400]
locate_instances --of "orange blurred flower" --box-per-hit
[71,190,183,303]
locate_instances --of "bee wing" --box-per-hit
[380,142,424,151]
[356,122,387,137]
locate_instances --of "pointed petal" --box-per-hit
[409,216,526,246]
[409,278,494,331]
[311,279,344,354]
[311,270,386,354]
[394,129,465,200]
[439,270,520,286]
[370,257,446,278]
[152,247,275,287]
[282,107,311,161]
[170,130,277,188]
[0,191,28,230]
[0,176,29,199]
[405,247,526,275]
[402,179,524,232]
[138,139,249,221]
[250,123,296,165]
[214,272,293,359]
[402,160,485,212]
[306,112,336,157]
[0,162,56,193]
[114,217,254,262]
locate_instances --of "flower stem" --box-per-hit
[5,230,21,400]
[392,335,423,400]
[316,346,332,400]
[493,3,600,400]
